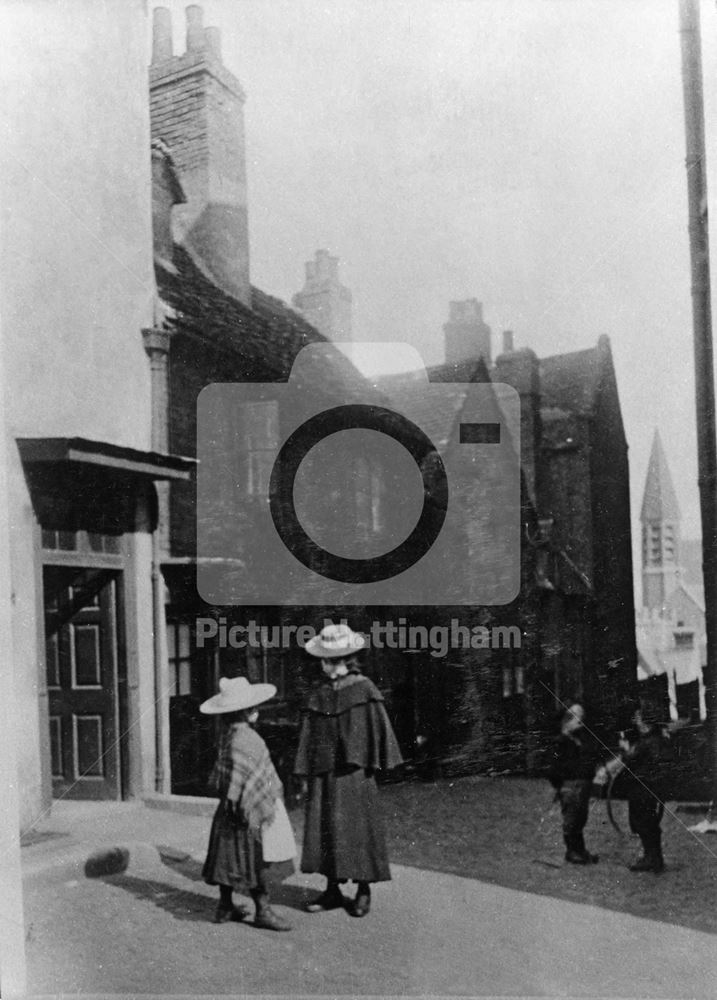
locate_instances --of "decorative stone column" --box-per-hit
[142,326,172,794]
[142,326,171,555]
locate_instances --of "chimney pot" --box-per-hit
[186,5,204,52]
[502,330,514,353]
[204,26,221,60]
[152,7,173,64]
[449,298,482,323]
[294,250,353,342]
[315,250,339,281]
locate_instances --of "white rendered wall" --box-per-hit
[0,0,156,826]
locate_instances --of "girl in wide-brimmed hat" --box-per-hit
[200,676,296,931]
[294,623,403,918]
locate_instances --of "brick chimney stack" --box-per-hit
[149,5,250,306]
[292,249,353,342]
[443,299,492,365]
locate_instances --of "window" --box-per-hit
[42,528,120,554]
[674,631,694,650]
[354,458,372,539]
[649,525,660,562]
[167,622,192,696]
[242,401,278,498]
[42,529,77,551]
[664,524,675,561]
[245,633,286,699]
[502,656,524,697]
[370,469,384,533]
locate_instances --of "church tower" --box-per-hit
[641,429,682,611]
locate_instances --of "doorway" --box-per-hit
[43,566,124,799]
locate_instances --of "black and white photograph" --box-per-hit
[1,1,717,997]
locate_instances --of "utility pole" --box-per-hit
[678,0,717,810]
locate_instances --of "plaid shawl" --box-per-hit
[209,722,282,832]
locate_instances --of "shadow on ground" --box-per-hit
[102,873,215,922]
[358,775,717,936]
[103,852,317,920]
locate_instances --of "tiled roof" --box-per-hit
[155,245,371,398]
[376,359,490,451]
[641,429,681,523]
[379,340,611,450]
[156,246,320,379]
[539,345,602,415]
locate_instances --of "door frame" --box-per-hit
[41,551,128,800]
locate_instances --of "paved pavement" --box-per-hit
[20,797,717,998]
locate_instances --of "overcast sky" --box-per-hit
[158,0,717,589]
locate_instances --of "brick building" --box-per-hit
[0,2,640,821]
[377,321,637,770]
[144,6,637,790]
[148,9,404,793]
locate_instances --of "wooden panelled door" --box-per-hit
[44,566,121,799]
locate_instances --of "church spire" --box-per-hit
[641,429,681,610]
[641,429,681,523]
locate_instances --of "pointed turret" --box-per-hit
[641,429,681,523]
[641,429,681,610]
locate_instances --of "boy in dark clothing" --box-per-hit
[547,703,600,865]
[618,706,666,873]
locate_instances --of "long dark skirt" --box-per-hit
[203,802,294,891]
[301,767,391,883]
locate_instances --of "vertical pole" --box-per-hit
[143,328,172,794]
[678,0,717,808]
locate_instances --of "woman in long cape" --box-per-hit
[295,623,403,917]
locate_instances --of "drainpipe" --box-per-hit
[142,327,172,794]
[678,0,717,813]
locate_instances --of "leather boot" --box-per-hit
[629,852,664,873]
[630,834,664,873]
[251,890,292,931]
[349,882,371,917]
[305,880,346,913]
[214,902,249,923]
[214,885,249,923]
[565,850,591,865]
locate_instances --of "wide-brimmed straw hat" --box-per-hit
[199,676,276,715]
[304,623,366,659]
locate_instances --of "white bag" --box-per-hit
[261,798,297,862]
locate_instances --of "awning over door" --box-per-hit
[17,437,195,480]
